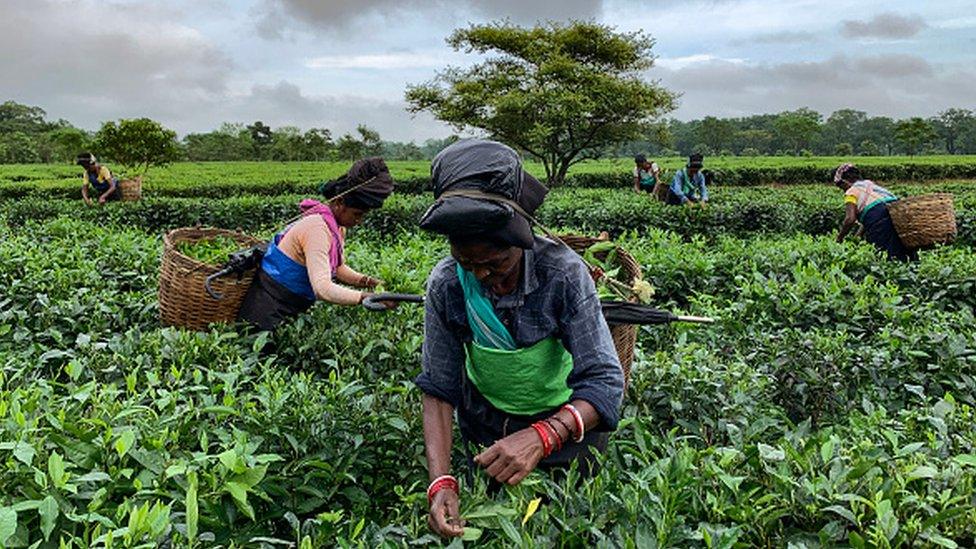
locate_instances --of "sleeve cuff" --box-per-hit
[414,374,461,408]
[570,389,621,431]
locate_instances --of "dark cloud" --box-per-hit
[0,0,233,126]
[735,31,818,45]
[252,0,604,38]
[840,12,927,39]
[0,0,451,141]
[654,54,973,120]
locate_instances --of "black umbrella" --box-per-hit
[362,293,714,324]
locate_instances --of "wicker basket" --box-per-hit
[558,233,642,385]
[887,193,957,249]
[158,227,262,330]
[119,176,142,202]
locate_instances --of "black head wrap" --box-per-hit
[76,152,96,167]
[318,157,395,209]
[687,153,704,169]
[419,139,548,249]
[634,154,647,165]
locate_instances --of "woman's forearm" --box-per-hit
[335,264,367,286]
[423,394,455,480]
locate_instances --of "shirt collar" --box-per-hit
[489,243,540,309]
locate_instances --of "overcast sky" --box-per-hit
[2,0,974,141]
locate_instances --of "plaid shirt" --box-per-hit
[416,236,625,430]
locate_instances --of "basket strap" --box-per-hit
[438,189,634,299]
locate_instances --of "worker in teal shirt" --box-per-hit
[667,153,708,206]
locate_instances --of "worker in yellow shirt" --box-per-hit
[76,152,120,205]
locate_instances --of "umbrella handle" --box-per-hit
[362,293,425,312]
[674,315,715,324]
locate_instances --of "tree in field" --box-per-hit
[773,108,822,155]
[406,21,676,185]
[356,125,383,157]
[932,108,974,154]
[859,139,880,156]
[0,131,40,163]
[247,121,274,159]
[697,116,736,155]
[303,128,333,161]
[862,117,896,155]
[735,129,773,154]
[270,126,305,161]
[819,109,867,154]
[94,118,180,174]
[43,127,91,163]
[0,101,50,135]
[335,134,364,161]
[894,117,938,156]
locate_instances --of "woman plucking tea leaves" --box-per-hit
[76,152,120,205]
[415,140,624,539]
[833,163,918,262]
[237,158,396,330]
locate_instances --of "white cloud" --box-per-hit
[656,54,746,70]
[305,53,449,70]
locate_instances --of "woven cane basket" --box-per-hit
[558,233,642,385]
[159,227,262,330]
[887,193,957,249]
[119,176,142,202]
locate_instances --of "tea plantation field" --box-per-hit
[1,163,975,547]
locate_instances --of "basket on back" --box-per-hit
[887,193,957,249]
[558,233,642,385]
[119,176,143,202]
[159,227,261,330]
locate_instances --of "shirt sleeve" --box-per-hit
[699,173,708,201]
[844,188,860,207]
[670,171,687,202]
[99,166,113,183]
[651,162,660,175]
[415,267,465,407]
[557,259,625,430]
[295,220,362,305]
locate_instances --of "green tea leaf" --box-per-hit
[0,507,16,544]
[38,495,58,541]
[461,527,483,541]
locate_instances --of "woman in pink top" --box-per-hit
[833,163,917,261]
[238,158,396,330]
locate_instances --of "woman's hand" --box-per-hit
[83,197,93,207]
[473,428,544,486]
[428,488,464,538]
[98,195,108,205]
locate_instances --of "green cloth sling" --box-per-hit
[456,265,573,416]
[679,168,697,197]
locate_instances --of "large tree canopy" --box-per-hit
[406,21,676,185]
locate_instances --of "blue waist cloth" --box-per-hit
[259,234,316,301]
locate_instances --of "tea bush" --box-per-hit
[1,185,975,545]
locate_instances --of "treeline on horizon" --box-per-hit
[2,99,976,165]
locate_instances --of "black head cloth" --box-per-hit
[319,157,395,209]
[419,139,548,249]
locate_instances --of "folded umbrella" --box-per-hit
[362,293,714,324]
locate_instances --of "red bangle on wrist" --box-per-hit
[427,475,459,504]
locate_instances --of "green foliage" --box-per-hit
[177,236,246,266]
[406,21,676,185]
[1,169,976,545]
[896,117,940,156]
[94,118,180,175]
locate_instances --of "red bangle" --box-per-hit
[542,419,563,452]
[562,404,585,443]
[427,475,459,504]
[531,422,552,458]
